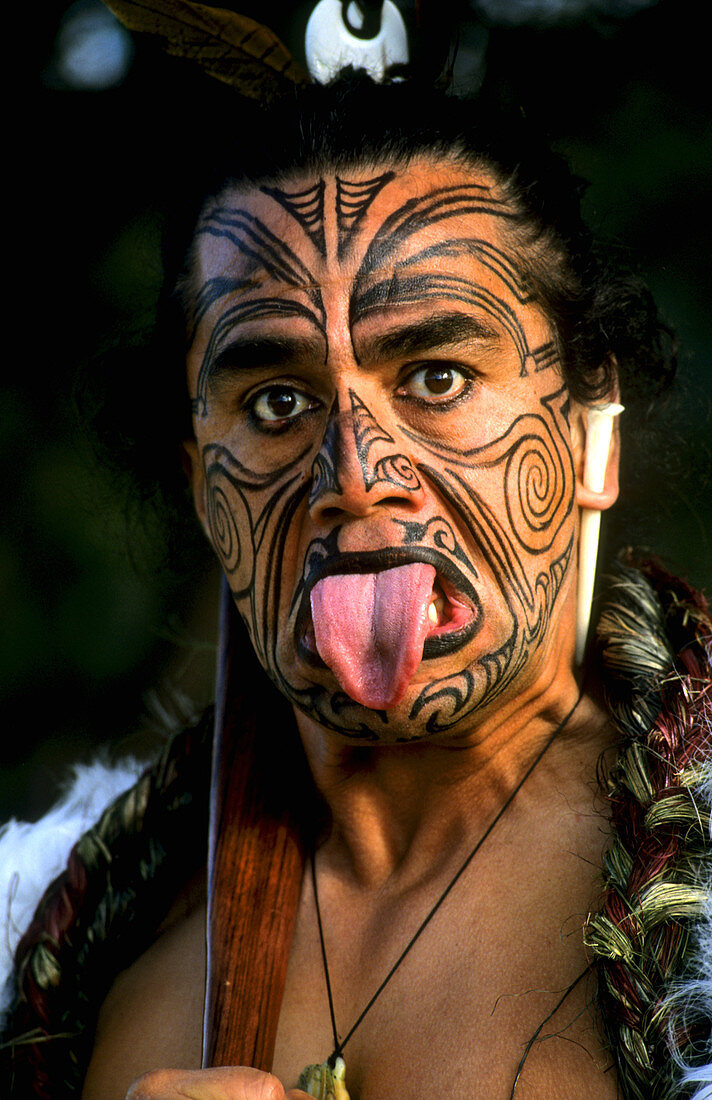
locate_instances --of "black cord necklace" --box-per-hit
[296,691,584,1099]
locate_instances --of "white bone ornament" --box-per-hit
[298,1055,351,1099]
[575,402,624,664]
[306,0,408,84]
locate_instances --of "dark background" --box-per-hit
[2,0,710,820]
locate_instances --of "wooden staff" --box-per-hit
[202,580,307,1069]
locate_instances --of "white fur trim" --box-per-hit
[0,758,144,1024]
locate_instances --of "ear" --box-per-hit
[570,399,621,512]
[181,439,210,537]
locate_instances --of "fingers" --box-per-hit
[126,1066,292,1100]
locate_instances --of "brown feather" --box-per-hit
[102,0,307,98]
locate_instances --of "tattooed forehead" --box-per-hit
[189,162,521,294]
[186,162,561,419]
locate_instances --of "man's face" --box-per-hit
[186,159,582,742]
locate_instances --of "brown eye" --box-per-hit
[423,366,454,394]
[402,364,468,401]
[252,385,315,422]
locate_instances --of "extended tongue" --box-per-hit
[310,563,437,710]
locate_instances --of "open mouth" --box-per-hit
[295,548,482,668]
[422,573,480,658]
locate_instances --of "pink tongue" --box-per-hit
[310,563,436,710]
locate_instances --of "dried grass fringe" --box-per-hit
[585,556,712,1100]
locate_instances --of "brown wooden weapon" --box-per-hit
[202,580,307,1069]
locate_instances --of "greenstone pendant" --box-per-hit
[297,1055,350,1099]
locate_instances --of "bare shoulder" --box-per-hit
[81,873,207,1100]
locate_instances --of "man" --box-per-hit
[3,75,710,1100]
[92,142,623,1095]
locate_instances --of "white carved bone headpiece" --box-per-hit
[306,0,409,84]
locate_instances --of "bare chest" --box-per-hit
[272,838,615,1098]
[83,799,616,1099]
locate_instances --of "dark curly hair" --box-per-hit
[78,72,676,556]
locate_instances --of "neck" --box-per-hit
[294,665,604,890]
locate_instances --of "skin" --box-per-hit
[82,158,620,1100]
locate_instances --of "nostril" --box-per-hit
[380,494,417,510]
[318,505,344,521]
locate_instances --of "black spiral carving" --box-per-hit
[505,429,568,554]
[370,454,422,492]
[206,481,241,574]
[429,517,459,557]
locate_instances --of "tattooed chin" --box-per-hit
[279,602,518,743]
[264,534,521,741]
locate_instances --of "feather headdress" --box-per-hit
[102,0,307,99]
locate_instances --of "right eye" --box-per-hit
[250,385,318,424]
[400,363,470,401]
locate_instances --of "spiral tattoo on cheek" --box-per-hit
[206,481,242,575]
[391,386,576,732]
[504,430,567,552]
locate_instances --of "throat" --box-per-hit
[295,686,591,892]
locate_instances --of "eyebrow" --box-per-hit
[207,334,325,387]
[356,312,500,363]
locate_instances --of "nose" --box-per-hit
[309,389,425,522]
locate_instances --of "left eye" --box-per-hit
[400,364,469,401]
[251,385,316,422]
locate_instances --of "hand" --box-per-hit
[126,1066,312,1100]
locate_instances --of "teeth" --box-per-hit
[428,597,445,625]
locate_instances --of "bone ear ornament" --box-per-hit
[575,402,624,664]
